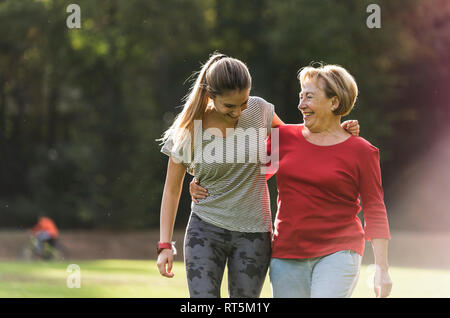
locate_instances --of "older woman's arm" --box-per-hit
[359,145,392,297]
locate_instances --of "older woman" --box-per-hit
[268,64,392,298]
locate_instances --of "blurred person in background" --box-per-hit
[30,215,59,255]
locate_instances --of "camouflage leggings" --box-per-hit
[184,213,271,298]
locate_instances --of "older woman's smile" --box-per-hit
[302,111,315,118]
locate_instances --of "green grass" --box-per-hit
[0,260,449,298]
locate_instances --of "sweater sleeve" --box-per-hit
[359,145,391,241]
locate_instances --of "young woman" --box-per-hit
[157,53,359,298]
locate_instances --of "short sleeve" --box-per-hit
[160,136,191,166]
[263,100,274,135]
[252,96,274,136]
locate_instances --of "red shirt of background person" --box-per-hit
[31,217,59,239]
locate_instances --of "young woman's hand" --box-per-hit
[157,249,175,278]
[341,120,360,136]
[189,178,209,203]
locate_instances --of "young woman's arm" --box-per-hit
[342,120,360,136]
[272,111,359,135]
[157,156,186,278]
[272,112,284,127]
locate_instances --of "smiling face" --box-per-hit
[211,89,250,124]
[298,78,339,132]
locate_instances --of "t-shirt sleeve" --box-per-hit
[359,145,391,241]
[160,135,190,165]
[254,96,274,136]
[265,101,274,133]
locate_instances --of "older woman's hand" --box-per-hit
[341,120,360,136]
[189,178,209,203]
[374,266,393,297]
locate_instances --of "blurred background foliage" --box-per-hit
[0,0,448,230]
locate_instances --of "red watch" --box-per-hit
[157,242,176,255]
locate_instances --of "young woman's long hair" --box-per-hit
[159,52,252,161]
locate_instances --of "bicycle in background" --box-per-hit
[20,216,68,261]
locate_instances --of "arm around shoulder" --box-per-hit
[272,112,284,128]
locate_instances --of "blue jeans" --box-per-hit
[269,250,361,298]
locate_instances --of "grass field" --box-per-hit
[0,259,449,298]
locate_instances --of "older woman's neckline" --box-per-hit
[298,124,354,147]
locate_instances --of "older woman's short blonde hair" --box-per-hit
[298,64,358,116]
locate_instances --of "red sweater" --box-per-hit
[268,124,390,258]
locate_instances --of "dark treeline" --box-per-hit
[0,0,448,230]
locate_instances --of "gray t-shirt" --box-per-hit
[161,96,274,232]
